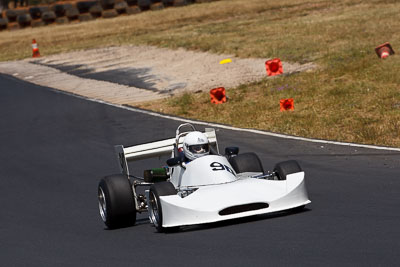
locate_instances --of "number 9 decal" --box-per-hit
[210,162,236,176]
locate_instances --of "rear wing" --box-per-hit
[115,128,218,176]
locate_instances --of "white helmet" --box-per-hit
[183,131,210,161]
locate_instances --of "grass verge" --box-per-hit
[1,0,399,147]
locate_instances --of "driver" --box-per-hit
[182,131,210,162]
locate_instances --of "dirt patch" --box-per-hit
[0,45,315,104]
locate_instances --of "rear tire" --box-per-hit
[98,174,136,229]
[273,160,302,180]
[149,182,176,232]
[228,152,264,174]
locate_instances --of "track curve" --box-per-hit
[1,74,399,266]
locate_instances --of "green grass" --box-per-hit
[1,0,399,147]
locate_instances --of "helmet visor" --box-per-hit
[189,144,209,154]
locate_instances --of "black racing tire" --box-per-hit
[98,174,136,229]
[17,14,32,27]
[149,182,177,232]
[228,152,264,174]
[273,160,302,180]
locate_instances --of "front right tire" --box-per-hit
[98,174,136,229]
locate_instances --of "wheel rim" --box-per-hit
[149,191,161,228]
[98,187,107,222]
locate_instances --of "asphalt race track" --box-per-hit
[1,74,399,266]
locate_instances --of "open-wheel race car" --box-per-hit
[98,123,311,232]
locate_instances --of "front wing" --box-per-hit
[159,172,310,227]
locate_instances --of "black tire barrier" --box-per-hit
[52,4,73,17]
[66,7,80,21]
[1,0,215,31]
[138,0,151,10]
[31,20,45,27]
[101,0,116,10]
[102,9,118,18]
[115,1,128,14]
[173,0,187,6]
[126,5,140,14]
[0,18,8,30]
[42,11,56,24]
[79,13,94,21]
[150,2,164,10]
[8,22,20,30]
[29,6,49,20]
[6,9,28,22]
[55,17,69,24]
[162,0,174,6]
[126,0,138,6]
[77,1,99,14]
[89,4,103,18]
[17,14,32,28]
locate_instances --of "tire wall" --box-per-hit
[0,0,218,31]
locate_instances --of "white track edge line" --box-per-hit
[48,86,400,152]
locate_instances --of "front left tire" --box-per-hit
[149,182,177,232]
[98,174,136,229]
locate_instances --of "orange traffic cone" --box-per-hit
[265,58,283,76]
[210,87,227,104]
[375,42,394,59]
[280,98,294,111]
[32,39,40,58]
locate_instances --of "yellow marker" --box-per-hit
[219,58,232,65]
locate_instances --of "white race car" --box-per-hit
[98,123,311,231]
